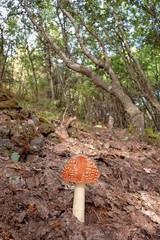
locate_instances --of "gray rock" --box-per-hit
[29,137,44,151]
[0,125,10,137]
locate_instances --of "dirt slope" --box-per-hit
[0,100,160,240]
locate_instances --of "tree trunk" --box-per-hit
[0,27,7,92]
[112,6,160,120]
[22,1,145,137]
[111,84,144,135]
[64,61,144,136]
[26,44,39,100]
[43,42,55,99]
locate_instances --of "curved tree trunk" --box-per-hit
[111,84,144,135]
[22,1,145,137]
[68,63,144,136]
[112,6,160,122]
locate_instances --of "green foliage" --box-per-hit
[128,123,133,133]
[1,0,160,129]
[0,98,20,109]
[122,136,129,141]
[38,110,59,123]
[11,152,20,162]
[145,128,160,141]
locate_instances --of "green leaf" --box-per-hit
[11,152,20,162]
[122,136,129,141]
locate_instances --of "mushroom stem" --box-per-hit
[73,183,85,222]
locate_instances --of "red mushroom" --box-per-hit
[61,155,99,222]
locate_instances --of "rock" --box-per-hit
[0,126,10,137]
[27,119,35,126]
[25,154,35,161]
[1,138,17,150]
[31,114,39,124]
[0,112,12,124]
[39,122,55,137]
[29,137,45,151]
[0,98,22,109]
[0,137,3,146]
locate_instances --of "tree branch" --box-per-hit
[59,5,105,69]
[22,0,113,93]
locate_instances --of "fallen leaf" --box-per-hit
[11,152,20,162]
[51,220,61,228]
[27,202,36,214]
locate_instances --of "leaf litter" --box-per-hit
[0,107,160,239]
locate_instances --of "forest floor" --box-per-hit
[0,94,160,240]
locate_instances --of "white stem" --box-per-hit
[73,183,85,222]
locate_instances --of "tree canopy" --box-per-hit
[0,0,160,134]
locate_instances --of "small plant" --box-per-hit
[122,136,129,141]
[11,152,20,162]
[145,128,160,141]
[128,123,133,133]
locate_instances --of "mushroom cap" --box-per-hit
[61,155,99,184]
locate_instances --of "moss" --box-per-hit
[128,123,133,133]
[38,111,59,124]
[145,128,160,141]
[0,98,21,109]
[39,122,55,136]
[39,116,51,124]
